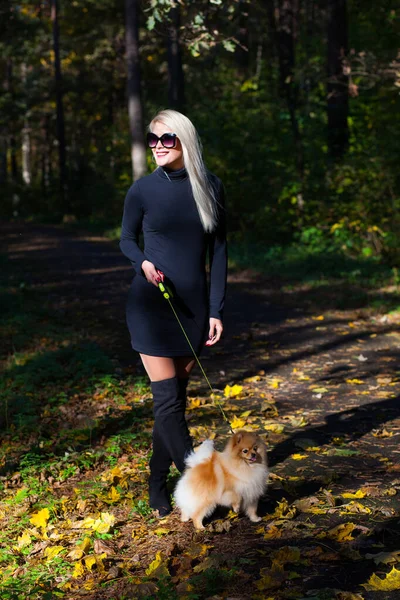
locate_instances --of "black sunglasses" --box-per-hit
[147,132,177,149]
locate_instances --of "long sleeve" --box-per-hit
[208,183,228,320]
[119,182,147,274]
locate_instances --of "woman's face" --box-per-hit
[151,121,184,170]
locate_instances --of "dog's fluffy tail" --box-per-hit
[185,439,214,468]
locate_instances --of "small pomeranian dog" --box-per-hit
[174,430,268,529]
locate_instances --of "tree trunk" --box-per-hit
[125,0,147,181]
[5,59,18,184]
[41,115,51,196]
[327,0,349,160]
[0,137,7,186]
[21,63,31,186]
[167,1,185,111]
[235,1,250,75]
[51,0,69,210]
[21,121,31,185]
[269,0,304,180]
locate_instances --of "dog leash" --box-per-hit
[157,275,234,434]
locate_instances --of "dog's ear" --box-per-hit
[233,432,243,445]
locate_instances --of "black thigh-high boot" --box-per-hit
[177,377,189,412]
[149,424,173,516]
[151,376,193,474]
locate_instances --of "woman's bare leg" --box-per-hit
[140,354,176,381]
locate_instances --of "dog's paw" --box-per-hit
[232,504,240,513]
[180,513,190,523]
[249,515,262,523]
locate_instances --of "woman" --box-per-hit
[120,109,227,516]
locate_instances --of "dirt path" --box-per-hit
[2,222,400,599]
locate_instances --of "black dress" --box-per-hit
[119,166,227,357]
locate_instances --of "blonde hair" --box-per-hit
[149,109,218,232]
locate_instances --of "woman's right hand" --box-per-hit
[142,260,161,286]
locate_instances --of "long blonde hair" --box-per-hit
[149,109,217,232]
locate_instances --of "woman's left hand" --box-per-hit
[205,318,223,346]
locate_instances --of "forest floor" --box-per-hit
[1,222,400,600]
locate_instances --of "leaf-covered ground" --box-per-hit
[1,222,400,600]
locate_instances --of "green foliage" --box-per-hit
[1,0,399,264]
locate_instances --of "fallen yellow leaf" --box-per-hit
[291,453,308,460]
[67,537,91,560]
[224,384,243,398]
[96,512,115,534]
[110,466,123,481]
[80,512,115,534]
[153,528,169,536]
[84,555,97,571]
[230,416,247,429]
[83,578,96,590]
[263,525,282,539]
[346,379,364,384]
[16,532,32,549]
[342,501,371,514]
[327,522,357,542]
[145,551,169,578]
[108,486,121,503]
[44,545,64,560]
[269,380,280,389]
[29,508,50,529]
[72,560,85,578]
[288,416,309,427]
[240,410,252,418]
[372,428,393,438]
[342,490,366,499]
[264,423,284,433]
[271,499,297,519]
[363,566,400,591]
[187,397,202,409]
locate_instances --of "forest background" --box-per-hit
[1,0,400,272]
[2,3,400,598]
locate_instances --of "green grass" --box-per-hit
[228,239,398,287]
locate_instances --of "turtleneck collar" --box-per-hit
[156,166,188,182]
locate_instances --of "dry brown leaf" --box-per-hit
[94,539,114,555]
[365,550,400,565]
[294,496,320,512]
[270,546,301,565]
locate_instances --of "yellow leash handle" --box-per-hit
[158,281,173,300]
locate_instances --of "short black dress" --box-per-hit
[119,166,227,357]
